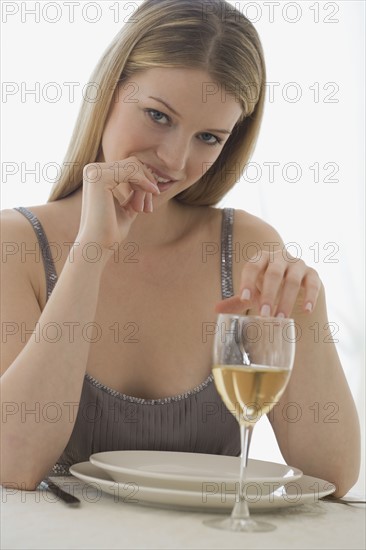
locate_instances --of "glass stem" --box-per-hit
[231,423,254,522]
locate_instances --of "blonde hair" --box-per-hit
[48,0,266,206]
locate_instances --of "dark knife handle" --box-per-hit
[40,478,81,506]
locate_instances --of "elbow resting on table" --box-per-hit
[1,477,40,492]
[282,430,361,499]
[323,423,361,498]
[304,446,361,499]
[330,466,360,499]
[1,457,46,492]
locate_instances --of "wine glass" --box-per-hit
[203,314,296,532]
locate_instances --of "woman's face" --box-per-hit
[99,67,243,204]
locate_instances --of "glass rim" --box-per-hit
[216,313,295,323]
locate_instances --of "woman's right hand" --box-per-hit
[76,157,160,250]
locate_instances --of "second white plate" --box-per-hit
[70,461,335,513]
[89,451,302,491]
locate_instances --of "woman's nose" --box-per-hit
[155,133,191,173]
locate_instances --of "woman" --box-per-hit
[0,0,360,495]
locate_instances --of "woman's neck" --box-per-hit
[58,186,201,249]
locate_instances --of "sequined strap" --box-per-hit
[49,463,70,476]
[13,207,58,299]
[221,208,235,299]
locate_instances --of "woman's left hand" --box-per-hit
[215,248,322,317]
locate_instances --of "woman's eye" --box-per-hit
[145,109,222,146]
[145,109,170,124]
[200,133,222,146]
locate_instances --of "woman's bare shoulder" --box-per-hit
[1,200,59,221]
[233,208,284,247]
[1,202,61,246]
[2,193,81,245]
[1,199,79,310]
[0,206,47,307]
[1,204,46,242]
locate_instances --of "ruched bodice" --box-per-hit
[14,206,240,475]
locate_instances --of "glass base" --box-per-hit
[203,516,276,532]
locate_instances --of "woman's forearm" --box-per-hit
[1,244,113,490]
[270,285,361,498]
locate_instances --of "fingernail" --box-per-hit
[276,312,285,319]
[305,302,313,313]
[241,288,251,301]
[260,304,271,317]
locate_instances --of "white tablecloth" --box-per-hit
[1,476,365,549]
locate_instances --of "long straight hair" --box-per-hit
[48,0,266,206]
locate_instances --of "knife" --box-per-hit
[39,478,80,506]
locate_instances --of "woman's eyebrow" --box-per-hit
[148,96,232,135]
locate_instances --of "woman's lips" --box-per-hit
[140,161,180,193]
[143,162,178,184]
[156,181,177,192]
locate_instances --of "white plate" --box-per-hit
[89,451,302,491]
[70,461,335,513]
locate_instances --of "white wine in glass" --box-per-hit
[203,314,296,532]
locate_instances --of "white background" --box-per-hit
[1,1,364,494]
